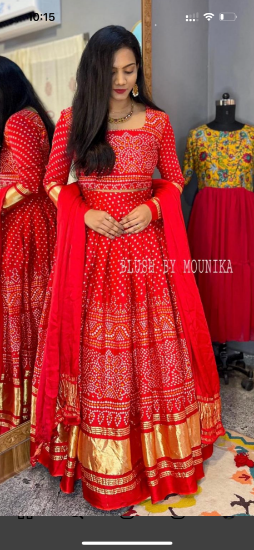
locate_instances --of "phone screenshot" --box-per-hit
[0,0,253,548]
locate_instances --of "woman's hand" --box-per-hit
[120,204,152,234]
[84,209,124,239]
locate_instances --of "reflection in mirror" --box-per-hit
[0,57,57,436]
[131,20,142,50]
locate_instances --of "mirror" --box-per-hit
[0,0,152,482]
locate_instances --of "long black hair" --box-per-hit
[67,25,164,177]
[0,56,55,149]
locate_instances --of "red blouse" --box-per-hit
[43,106,185,219]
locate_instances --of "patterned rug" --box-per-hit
[122,431,254,517]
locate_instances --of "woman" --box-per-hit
[0,57,57,434]
[30,26,225,511]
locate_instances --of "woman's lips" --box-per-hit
[114,89,127,94]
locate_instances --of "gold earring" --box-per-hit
[132,83,139,97]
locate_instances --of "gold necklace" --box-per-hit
[108,99,134,124]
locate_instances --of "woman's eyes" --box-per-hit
[112,71,134,75]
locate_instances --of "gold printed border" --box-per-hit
[81,421,130,438]
[142,413,201,467]
[83,476,141,496]
[0,384,23,426]
[83,460,144,487]
[142,402,199,427]
[197,394,222,430]
[78,431,132,475]
[171,181,183,194]
[78,413,202,476]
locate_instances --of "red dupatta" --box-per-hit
[152,179,224,443]
[0,184,13,376]
[35,183,87,444]
[34,181,224,449]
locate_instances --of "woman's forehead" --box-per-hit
[112,48,136,68]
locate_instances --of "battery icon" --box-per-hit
[219,12,237,21]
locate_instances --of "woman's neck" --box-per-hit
[109,96,132,115]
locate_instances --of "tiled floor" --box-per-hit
[0,353,253,516]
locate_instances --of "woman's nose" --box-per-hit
[114,73,126,86]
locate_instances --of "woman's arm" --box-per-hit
[43,109,90,213]
[144,113,185,220]
[2,113,46,209]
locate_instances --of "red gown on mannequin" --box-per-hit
[183,124,254,342]
[0,108,57,434]
[30,106,224,510]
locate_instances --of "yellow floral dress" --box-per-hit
[183,124,254,190]
[182,124,254,342]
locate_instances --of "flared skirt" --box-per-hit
[31,188,216,510]
[0,193,57,434]
[187,186,254,342]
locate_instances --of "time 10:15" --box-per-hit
[29,13,55,21]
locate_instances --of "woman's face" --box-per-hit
[111,48,138,102]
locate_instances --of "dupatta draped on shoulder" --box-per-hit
[33,180,224,451]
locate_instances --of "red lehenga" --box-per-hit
[30,106,225,510]
[0,109,57,434]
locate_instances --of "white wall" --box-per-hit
[152,0,209,222]
[208,0,254,125]
[0,0,141,52]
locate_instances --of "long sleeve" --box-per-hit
[156,114,185,194]
[5,113,46,195]
[2,113,46,209]
[144,113,184,220]
[43,108,90,213]
[183,130,195,186]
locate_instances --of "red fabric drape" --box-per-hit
[35,184,87,443]
[152,179,220,398]
[0,184,13,376]
[35,181,224,447]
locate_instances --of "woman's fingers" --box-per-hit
[97,214,124,239]
[121,215,139,229]
[102,220,124,235]
[85,209,148,239]
[124,223,144,234]
[100,222,122,238]
[122,215,144,234]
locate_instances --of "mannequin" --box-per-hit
[183,93,254,391]
[208,94,248,383]
[207,92,244,131]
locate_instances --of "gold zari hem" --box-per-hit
[77,412,202,476]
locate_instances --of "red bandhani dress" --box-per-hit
[30,106,224,510]
[0,108,57,434]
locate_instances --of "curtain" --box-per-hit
[4,34,88,182]
[4,34,87,122]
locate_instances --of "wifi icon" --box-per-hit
[203,13,215,21]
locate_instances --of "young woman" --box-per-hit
[0,57,57,434]
[30,26,225,511]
